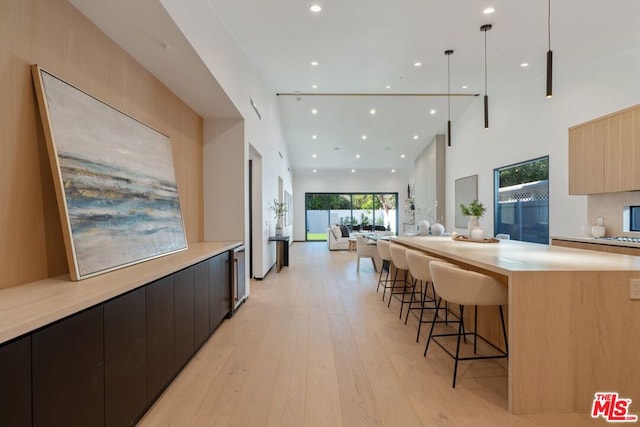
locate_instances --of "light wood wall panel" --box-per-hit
[0,0,203,289]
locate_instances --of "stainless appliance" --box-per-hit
[230,245,246,316]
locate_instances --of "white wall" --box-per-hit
[292,169,412,241]
[161,0,293,278]
[444,47,640,238]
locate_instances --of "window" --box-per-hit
[494,157,549,244]
[305,192,398,241]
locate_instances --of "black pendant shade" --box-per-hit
[481,24,492,129]
[546,0,553,98]
[546,50,553,98]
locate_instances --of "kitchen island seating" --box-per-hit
[404,250,444,342]
[356,235,378,272]
[388,244,413,318]
[425,261,509,388]
[376,240,393,299]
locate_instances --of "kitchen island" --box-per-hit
[392,235,640,415]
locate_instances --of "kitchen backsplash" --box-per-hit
[588,191,640,236]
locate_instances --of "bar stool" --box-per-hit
[404,250,442,342]
[388,244,413,318]
[425,261,508,388]
[376,240,393,300]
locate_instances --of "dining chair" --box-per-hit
[356,235,378,272]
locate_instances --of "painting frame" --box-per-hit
[31,65,188,281]
[454,174,478,228]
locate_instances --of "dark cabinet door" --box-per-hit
[104,287,146,427]
[209,252,231,332]
[194,260,210,348]
[0,335,31,426]
[146,275,175,404]
[174,267,195,369]
[32,306,104,427]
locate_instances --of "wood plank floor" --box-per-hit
[139,242,600,426]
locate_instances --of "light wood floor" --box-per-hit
[139,242,599,426]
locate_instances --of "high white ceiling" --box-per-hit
[70,0,640,173]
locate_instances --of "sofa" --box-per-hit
[327,225,350,250]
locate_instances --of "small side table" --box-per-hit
[269,236,290,272]
[348,237,357,252]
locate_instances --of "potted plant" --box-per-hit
[460,200,486,236]
[271,199,288,236]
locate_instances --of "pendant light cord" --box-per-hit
[484,30,488,96]
[447,54,451,120]
[548,0,551,51]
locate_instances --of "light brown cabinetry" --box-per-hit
[569,104,640,194]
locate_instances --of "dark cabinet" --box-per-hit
[146,275,175,404]
[174,267,195,369]
[209,252,231,333]
[0,335,31,426]
[32,306,104,427]
[104,287,146,427]
[194,260,210,349]
[3,248,237,427]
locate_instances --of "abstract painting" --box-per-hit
[32,66,187,280]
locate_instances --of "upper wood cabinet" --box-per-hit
[569,105,640,194]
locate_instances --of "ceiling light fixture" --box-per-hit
[310,4,322,13]
[313,169,317,173]
[356,154,360,158]
[311,108,318,114]
[413,135,419,140]
[312,84,318,89]
[483,7,495,14]
[445,49,454,146]
[480,24,492,129]
[312,154,317,158]
[310,61,318,66]
[362,135,367,140]
[546,0,553,98]
[414,62,422,67]
[401,154,406,158]
[351,169,356,173]
[521,62,529,67]
[312,134,317,139]
[385,85,391,89]
[391,169,396,173]
[430,109,436,115]
[370,109,376,114]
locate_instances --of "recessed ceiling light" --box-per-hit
[483,7,495,14]
[462,85,468,89]
[413,135,419,140]
[430,109,436,115]
[401,154,406,158]
[520,62,529,67]
[356,154,360,158]
[312,134,317,139]
[370,109,376,115]
[312,154,317,158]
[391,169,396,173]
[414,62,422,67]
[313,169,317,173]
[362,135,367,140]
[310,4,322,13]
[312,84,318,89]
[385,85,391,89]
[351,169,356,173]
[311,109,318,114]
[310,61,319,66]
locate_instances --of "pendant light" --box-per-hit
[480,24,492,129]
[445,49,454,146]
[546,0,553,98]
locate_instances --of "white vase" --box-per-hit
[431,223,445,236]
[275,216,283,236]
[418,219,430,235]
[467,216,479,236]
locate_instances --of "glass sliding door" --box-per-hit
[494,157,549,244]
[305,194,329,240]
[305,192,398,241]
